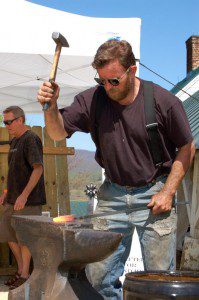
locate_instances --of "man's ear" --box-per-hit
[19,116,24,124]
[129,65,137,75]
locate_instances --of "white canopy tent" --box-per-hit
[0,0,141,113]
[0,0,144,275]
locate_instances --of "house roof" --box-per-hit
[171,68,199,149]
[182,90,199,148]
[170,67,199,95]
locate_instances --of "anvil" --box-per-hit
[9,215,122,300]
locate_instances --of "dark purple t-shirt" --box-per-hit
[6,130,46,206]
[60,79,193,186]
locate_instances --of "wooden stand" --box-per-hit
[180,150,199,270]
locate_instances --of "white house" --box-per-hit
[171,36,199,269]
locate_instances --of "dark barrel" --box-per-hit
[123,271,199,300]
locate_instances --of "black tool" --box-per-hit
[73,201,190,221]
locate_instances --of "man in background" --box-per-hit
[0,106,46,289]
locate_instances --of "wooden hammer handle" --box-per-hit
[49,43,62,82]
[43,43,62,111]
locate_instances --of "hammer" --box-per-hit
[43,32,69,111]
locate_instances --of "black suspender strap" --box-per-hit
[143,80,164,167]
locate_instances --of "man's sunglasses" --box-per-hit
[3,117,20,126]
[94,67,130,86]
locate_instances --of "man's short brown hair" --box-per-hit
[3,106,25,123]
[92,39,136,70]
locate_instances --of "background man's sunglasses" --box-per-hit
[3,117,20,125]
[94,67,130,86]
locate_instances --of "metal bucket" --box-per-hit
[123,271,199,300]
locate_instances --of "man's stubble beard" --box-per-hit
[106,77,132,103]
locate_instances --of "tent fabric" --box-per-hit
[0,0,141,113]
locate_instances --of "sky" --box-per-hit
[26,0,199,151]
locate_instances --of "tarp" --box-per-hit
[0,0,141,113]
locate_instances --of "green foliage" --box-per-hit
[0,115,2,126]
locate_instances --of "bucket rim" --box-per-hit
[125,270,199,283]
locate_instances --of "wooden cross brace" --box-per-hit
[0,145,74,156]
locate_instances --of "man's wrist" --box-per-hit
[161,187,176,197]
[21,191,29,200]
[44,103,58,113]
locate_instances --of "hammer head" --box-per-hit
[52,32,69,47]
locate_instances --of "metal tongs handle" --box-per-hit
[75,201,190,221]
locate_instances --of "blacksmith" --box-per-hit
[37,39,195,300]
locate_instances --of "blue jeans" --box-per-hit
[87,175,177,300]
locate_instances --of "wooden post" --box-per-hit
[43,128,57,217]
[182,169,192,221]
[0,128,10,269]
[55,140,70,215]
[0,128,9,196]
[190,151,199,238]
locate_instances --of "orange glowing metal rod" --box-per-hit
[53,215,75,223]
